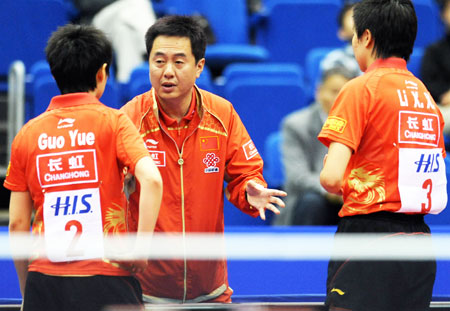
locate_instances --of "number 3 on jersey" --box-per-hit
[398,148,447,214]
[43,188,104,262]
[421,179,433,213]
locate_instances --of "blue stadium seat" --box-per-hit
[255,0,342,67]
[29,60,52,82]
[196,65,215,93]
[150,0,194,15]
[223,199,270,226]
[102,80,121,109]
[127,77,151,102]
[153,0,253,44]
[413,0,444,49]
[222,63,305,84]
[200,0,252,45]
[26,60,53,119]
[263,131,285,189]
[0,0,69,90]
[152,0,269,71]
[128,63,150,83]
[205,44,269,72]
[125,64,151,101]
[223,63,307,161]
[31,75,59,121]
[408,47,424,78]
[30,71,121,121]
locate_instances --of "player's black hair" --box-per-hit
[46,24,113,94]
[353,0,417,61]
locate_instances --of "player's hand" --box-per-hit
[246,180,287,220]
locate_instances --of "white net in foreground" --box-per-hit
[2,231,450,261]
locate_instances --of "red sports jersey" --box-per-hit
[4,93,149,276]
[319,58,447,217]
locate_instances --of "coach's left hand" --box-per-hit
[246,180,287,220]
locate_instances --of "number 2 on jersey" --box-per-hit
[65,220,84,257]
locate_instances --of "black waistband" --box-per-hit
[344,211,425,223]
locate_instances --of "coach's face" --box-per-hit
[149,35,205,109]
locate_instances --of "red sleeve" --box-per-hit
[318,77,370,152]
[115,111,150,175]
[224,106,266,217]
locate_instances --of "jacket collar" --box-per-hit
[47,92,101,111]
[366,57,407,72]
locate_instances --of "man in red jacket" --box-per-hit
[121,15,286,303]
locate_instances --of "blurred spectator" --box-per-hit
[273,67,356,226]
[71,0,156,83]
[319,2,362,78]
[92,0,156,83]
[421,0,450,134]
[70,0,116,24]
[247,0,262,14]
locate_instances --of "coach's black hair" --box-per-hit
[145,15,206,64]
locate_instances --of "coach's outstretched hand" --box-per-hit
[246,180,287,221]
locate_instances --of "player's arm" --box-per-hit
[8,191,33,297]
[134,156,163,234]
[320,142,352,195]
[130,156,162,272]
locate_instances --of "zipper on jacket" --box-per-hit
[154,88,208,301]
[158,118,199,302]
[178,127,200,302]
[177,155,188,302]
[178,128,199,302]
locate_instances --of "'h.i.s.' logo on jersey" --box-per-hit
[203,153,220,173]
[49,192,93,217]
[43,188,103,262]
[414,152,441,173]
